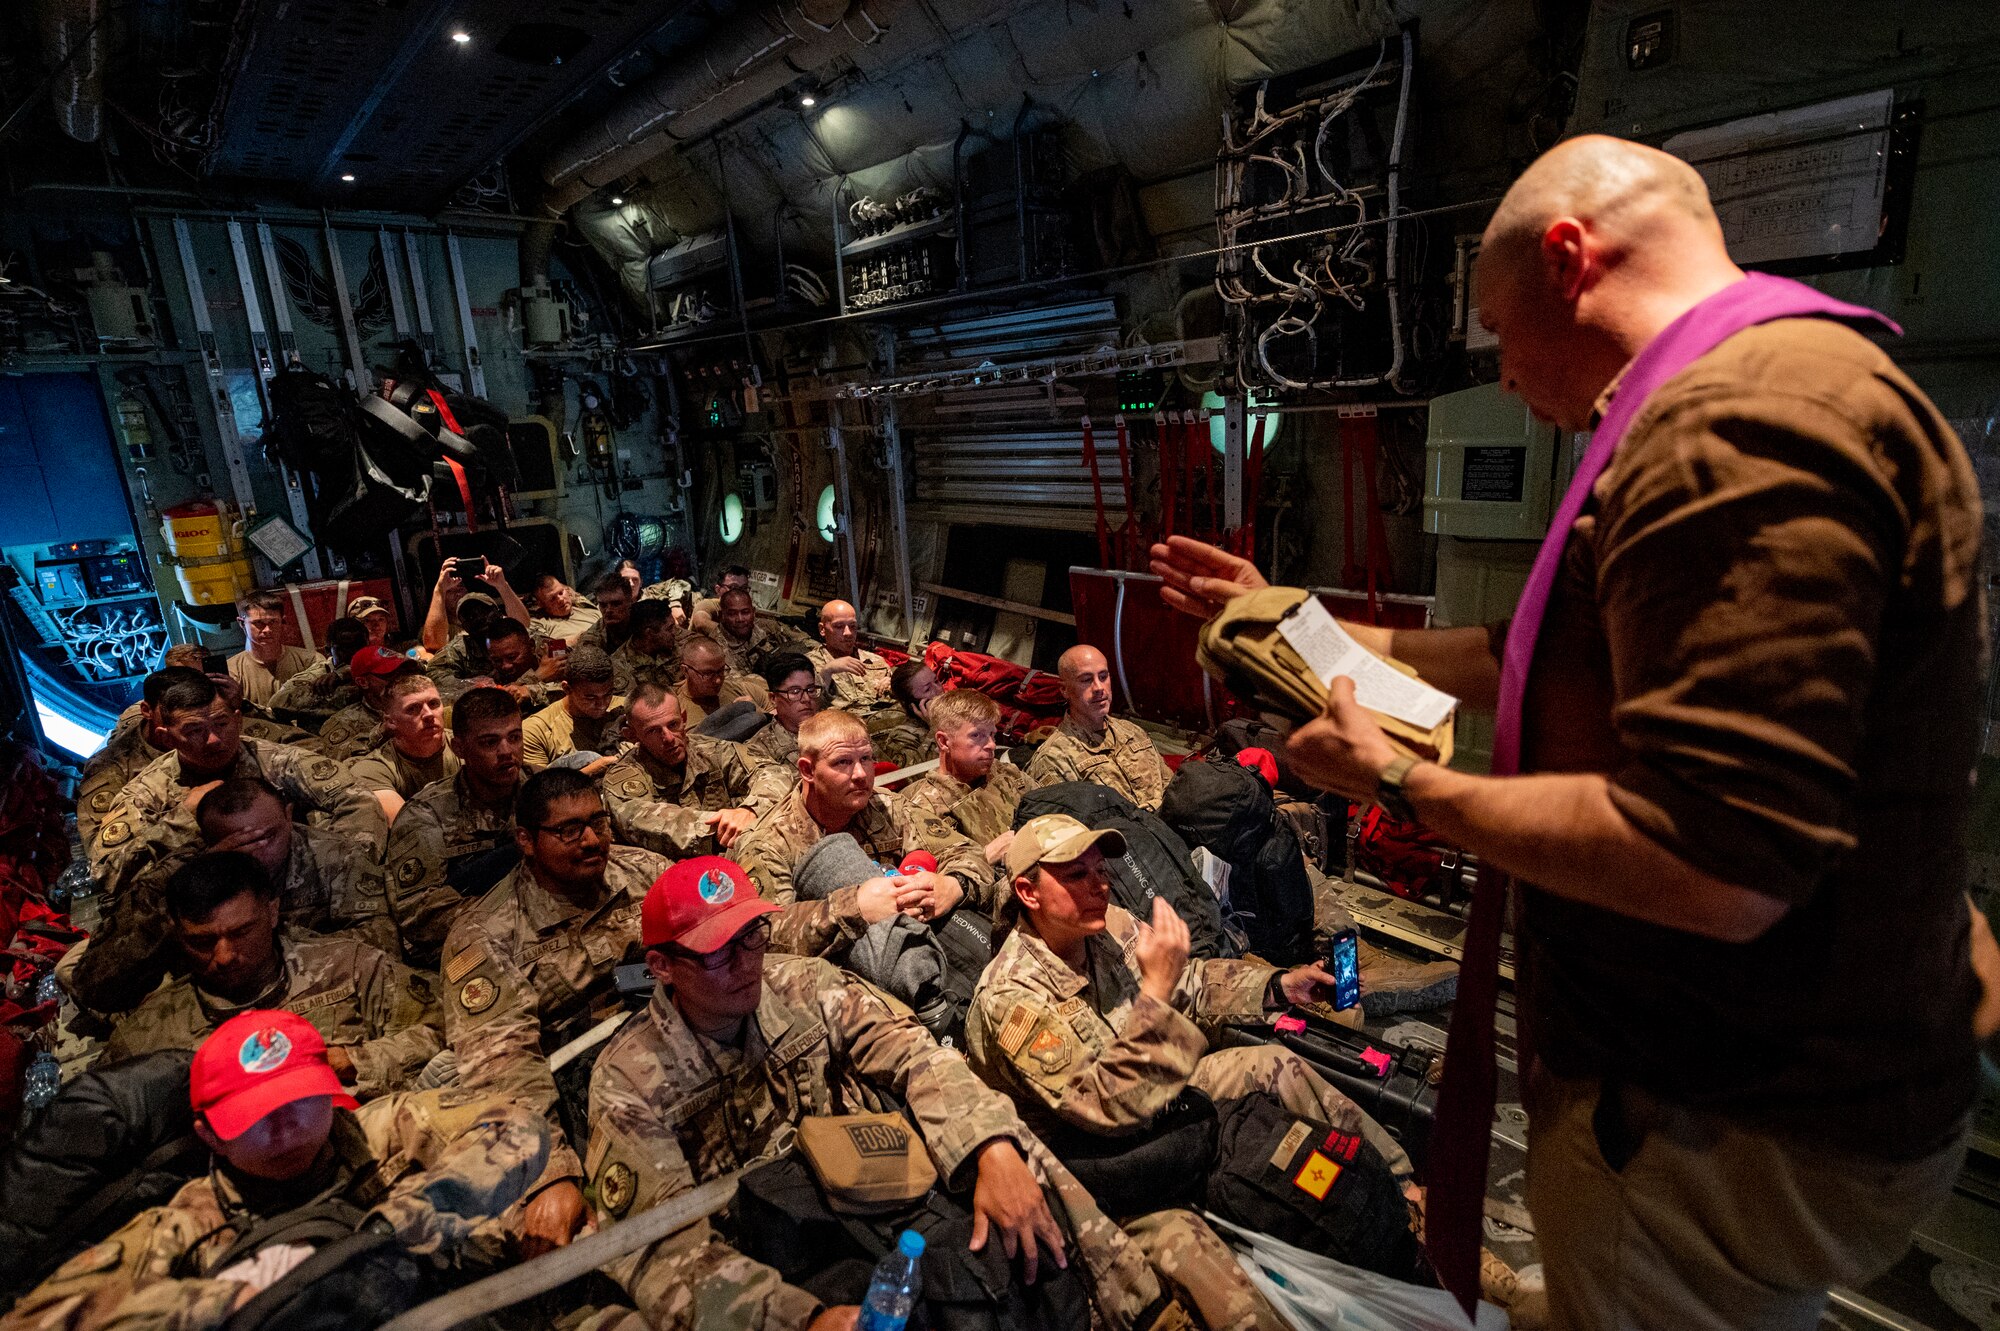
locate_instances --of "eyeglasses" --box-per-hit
[532,812,612,845]
[668,917,772,970]
[772,685,818,700]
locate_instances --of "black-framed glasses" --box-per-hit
[772,685,818,700]
[669,917,773,971]
[532,812,612,845]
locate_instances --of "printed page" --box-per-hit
[1276,596,1457,731]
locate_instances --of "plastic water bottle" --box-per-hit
[857,1229,925,1331]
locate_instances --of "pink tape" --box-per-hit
[1273,1014,1307,1034]
[1359,1047,1392,1077]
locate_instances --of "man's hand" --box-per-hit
[1278,962,1342,1008]
[856,875,928,924]
[208,822,285,859]
[537,657,566,682]
[581,755,620,778]
[1149,536,1269,618]
[899,870,962,921]
[968,1139,1066,1285]
[1134,897,1190,1003]
[983,829,1015,867]
[1969,895,2000,1043]
[1284,676,1402,803]
[324,1044,356,1082]
[705,807,756,848]
[821,656,869,678]
[182,780,223,814]
[210,673,246,710]
[436,557,458,589]
[806,1308,859,1331]
[516,1180,587,1260]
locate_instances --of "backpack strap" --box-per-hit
[217,1227,396,1331]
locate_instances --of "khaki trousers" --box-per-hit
[1525,1066,1966,1331]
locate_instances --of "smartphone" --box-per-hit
[455,555,488,582]
[1326,928,1361,1012]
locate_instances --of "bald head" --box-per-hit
[819,599,859,657]
[1475,135,1744,431]
[1059,644,1114,730]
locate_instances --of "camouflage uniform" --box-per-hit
[1,1088,550,1331]
[640,577,692,606]
[101,934,444,1100]
[1025,715,1173,812]
[425,631,491,703]
[741,718,800,777]
[267,655,361,721]
[528,599,601,648]
[585,955,1177,1331]
[601,736,784,858]
[78,716,319,863]
[93,740,387,898]
[439,845,670,1114]
[610,641,682,696]
[384,771,521,969]
[316,700,387,760]
[733,786,995,957]
[806,645,893,713]
[699,617,811,677]
[672,675,768,728]
[521,698,629,769]
[869,714,934,773]
[901,761,1035,848]
[348,737,461,799]
[965,905,1411,1176]
[226,645,321,709]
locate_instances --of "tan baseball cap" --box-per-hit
[346,594,390,619]
[1006,813,1126,879]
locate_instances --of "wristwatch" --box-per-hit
[1373,754,1424,822]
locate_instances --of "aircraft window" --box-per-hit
[719,492,745,544]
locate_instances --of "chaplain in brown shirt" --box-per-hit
[1157,136,1984,1331]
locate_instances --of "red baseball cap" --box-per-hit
[642,856,780,953]
[350,645,421,681]
[1236,747,1280,788]
[192,1010,357,1139]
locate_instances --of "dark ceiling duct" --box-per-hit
[39,0,107,144]
[539,0,895,216]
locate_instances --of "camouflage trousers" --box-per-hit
[1122,1208,1289,1331]
[1190,1046,1414,1180]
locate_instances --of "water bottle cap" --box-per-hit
[897,1229,926,1259]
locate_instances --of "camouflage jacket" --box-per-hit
[384,770,521,969]
[1023,715,1172,812]
[585,956,1033,1331]
[899,761,1034,848]
[439,845,669,1113]
[672,675,768,728]
[521,698,628,770]
[267,655,361,721]
[2,1089,549,1331]
[610,641,682,696]
[698,616,810,677]
[315,700,389,759]
[741,717,800,776]
[93,740,387,898]
[806,645,893,712]
[66,825,397,1018]
[101,934,444,1100]
[78,717,319,863]
[348,738,461,799]
[601,737,782,858]
[869,715,933,773]
[964,905,1275,1137]
[225,645,321,709]
[733,786,994,958]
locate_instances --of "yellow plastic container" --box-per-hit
[161,501,235,561]
[175,553,253,606]
[161,500,253,605]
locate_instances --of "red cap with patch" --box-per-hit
[642,856,780,953]
[350,645,421,681]
[191,1010,357,1139]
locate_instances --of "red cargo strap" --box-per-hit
[1338,412,1395,621]
[1081,415,1112,569]
[1231,410,1268,557]
[1155,411,1177,542]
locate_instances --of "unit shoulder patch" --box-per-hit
[1026,1026,1072,1074]
[597,1160,637,1217]
[457,976,498,1014]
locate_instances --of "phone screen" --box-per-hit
[1329,929,1361,1011]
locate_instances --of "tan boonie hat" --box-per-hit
[797,1112,939,1214]
[1006,813,1127,879]
[346,594,391,619]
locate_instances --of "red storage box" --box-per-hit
[274,577,398,650]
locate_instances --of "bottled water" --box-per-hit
[857,1229,925,1331]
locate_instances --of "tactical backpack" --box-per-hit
[734,1153,1093,1331]
[1014,781,1230,959]
[1159,758,1315,965]
[195,1195,431,1331]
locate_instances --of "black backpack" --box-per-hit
[1159,759,1315,965]
[197,1196,430,1331]
[843,909,995,1051]
[1014,782,1229,960]
[1202,1092,1427,1286]
[0,1049,204,1298]
[733,1153,1093,1331]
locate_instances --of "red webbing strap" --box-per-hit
[1155,411,1177,541]
[1340,418,1362,588]
[1232,410,1268,557]
[1357,413,1396,619]
[443,458,477,533]
[1186,412,1205,537]
[1113,413,1136,568]
[425,389,464,437]
[1081,414,1111,569]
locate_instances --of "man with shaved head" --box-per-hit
[1024,644,1170,811]
[1156,134,1985,1330]
[671,634,767,727]
[806,598,893,712]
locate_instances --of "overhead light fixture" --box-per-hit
[610,195,624,206]
[799,93,817,107]
[340,172,356,182]
[451,29,471,43]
